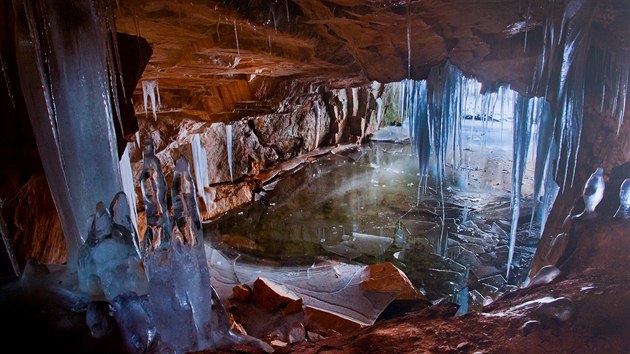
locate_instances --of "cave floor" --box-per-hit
[203,220,630,354]
[207,120,539,311]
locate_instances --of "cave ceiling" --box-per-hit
[116,0,630,116]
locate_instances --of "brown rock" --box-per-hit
[360,262,421,301]
[226,311,248,335]
[252,277,301,311]
[232,284,253,302]
[303,306,366,335]
[283,298,304,316]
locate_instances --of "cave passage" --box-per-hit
[208,100,540,313]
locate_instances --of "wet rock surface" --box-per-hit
[201,216,630,354]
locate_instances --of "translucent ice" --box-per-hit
[172,157,202,245]
[613,179,630,219]
[142,80,160,121]
[119,144,140,240]
[226,124,234,182]
[573,167,605,218]
[140,138,172,252]
[192,134,210,210]
[78,196,149,301]
[13,0,124,266]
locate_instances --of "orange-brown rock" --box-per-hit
[252,277,301,312]
[282,298,304,317]
[359,262,422,301]
[232,284,253,302]
[303,306,366,335]
[226,311,248,335]
[4,173,66,266]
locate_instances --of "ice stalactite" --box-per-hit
[140,138,172,254]
[192,134,210,210]
[13,0,125,266]
[233,20,240,55]
[226,124,234,182]
[0,53,15,109]
[142,79,160,121]
[507,95,539,280]
[119,143,140,250]
[406,0,411,78]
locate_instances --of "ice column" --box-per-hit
[13,0,124,266]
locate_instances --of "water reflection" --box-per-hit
[205,137,540,313]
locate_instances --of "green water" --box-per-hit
[205,136,541,308]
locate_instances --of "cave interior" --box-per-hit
[1,0,629,353]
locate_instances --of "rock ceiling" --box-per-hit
[116,0,629,120]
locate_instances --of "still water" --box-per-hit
[205,122,541,312]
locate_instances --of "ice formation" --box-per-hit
[13,0,125,266]
[233,20,240,55]
[142,79,161,121]
[192,134,210,210]
[77,194,148,301]
[226,124,234,182]
[613,179,630,219]
[141,151,270,353]
[140,138,172,253]
[120,143,140,240]
[396,0,629,280]
[573,167,605,219]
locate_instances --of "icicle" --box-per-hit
[406,0,411,78]
[142,80,160,121]
[0,53,15,109]
[233,20,240,55]
[523,0,530,52]
[507,94,536,280]
[191,134,209,210]
[286,0,290,22]
[119,143,140,250]
[226,124,234,182]
[314,104,321,150]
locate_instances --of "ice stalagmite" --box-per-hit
[140,138,172,253]
[172,158,202,245]
[614,179,630,219]
[13,0,125,266]
[77,195,148,301]
[573,167,605,219]
[142,152,271,353]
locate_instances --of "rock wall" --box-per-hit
[131,82,386,223]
